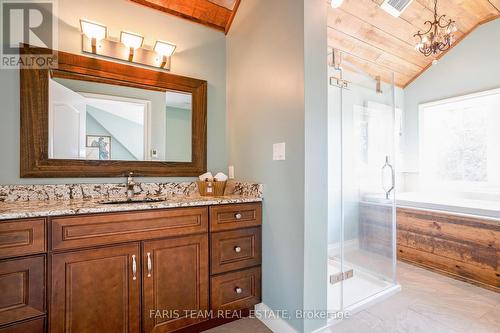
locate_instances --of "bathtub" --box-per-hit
[362,191,500,220]
[396,191,500,220]
[359,193,499,291]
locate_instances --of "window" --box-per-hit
[419,88,500,192]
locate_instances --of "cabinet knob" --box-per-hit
[235,287,243,294]
[235,213,242,220]
[234,246,242,253]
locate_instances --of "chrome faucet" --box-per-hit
[126,172,136,200]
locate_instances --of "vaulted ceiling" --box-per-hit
[130,0,241,33]
[328,0,500,87]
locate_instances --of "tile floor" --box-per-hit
[321,262,499,333]
[205,261,499,333]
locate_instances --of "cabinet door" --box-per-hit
[0,256,45,326]
[50,244,140,333]
[142,235,209,333]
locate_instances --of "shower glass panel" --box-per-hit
[327,52,399,316]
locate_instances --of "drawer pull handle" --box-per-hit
[132,255,137,281]
[234,246,242,253]
[235,213,242,220]
[235,287,243,294]
[147,252,152,278]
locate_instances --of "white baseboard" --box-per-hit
[254,303,299,333]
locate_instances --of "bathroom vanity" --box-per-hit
[0,198,262,333]
[0,45,264,332]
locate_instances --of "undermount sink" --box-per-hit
[99,197,167,205]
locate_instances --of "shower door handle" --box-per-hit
[381,156,395,200]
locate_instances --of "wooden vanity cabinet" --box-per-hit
[0,202,262,333]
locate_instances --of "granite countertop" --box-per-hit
[0,194,262,220]
[0,181,263,221]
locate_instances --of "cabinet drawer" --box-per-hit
[51,207,208,251]
[209,203,262,232]
[211,228,261,274]
[210,267,261,311]
[0,256,45,326]
[0,317,45,333]
[0,219,45,259]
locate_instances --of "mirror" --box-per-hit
[49,75,192,162]
[20,47,206,178]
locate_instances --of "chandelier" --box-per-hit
[414,0,457,57]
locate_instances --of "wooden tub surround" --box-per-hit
[397,208,499,292]
[0,201,263,333]
[360,203,499,291]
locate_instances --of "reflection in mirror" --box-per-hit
[48,74,192,162]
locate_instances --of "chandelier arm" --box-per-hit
[437,15,453,28]
[419,20,434,35]
[438,42,451,51]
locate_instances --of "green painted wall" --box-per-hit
[0,0,226,184]
[227,0,329,331]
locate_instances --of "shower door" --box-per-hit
[328,65,398,314]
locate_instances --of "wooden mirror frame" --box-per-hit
[20,47,207,178]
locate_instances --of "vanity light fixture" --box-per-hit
[120,31,144,61]
[154,40,176,69]
[79,18,176,71]
[80,19,107,54]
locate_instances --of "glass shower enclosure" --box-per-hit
[327,49,401,317]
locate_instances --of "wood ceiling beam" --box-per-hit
[372,0,468,37]
[328,8,428,68]
[328,27,422,76]
[129,0,239,33]
[488,0,500,12]
[338,0,421,43]
[224,0,240,34]
[416,0,498,32]
[207,0,237,10]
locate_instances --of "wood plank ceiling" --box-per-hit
[130,0,240,33]
[328,0,500,87]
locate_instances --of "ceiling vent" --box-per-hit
[380,0,414,17]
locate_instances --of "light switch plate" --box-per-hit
[273,142,286,161]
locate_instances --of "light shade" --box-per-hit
[154,40,176,57]
[120,31,144,49]
[331,0,344,8]
[80,19,107,41]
